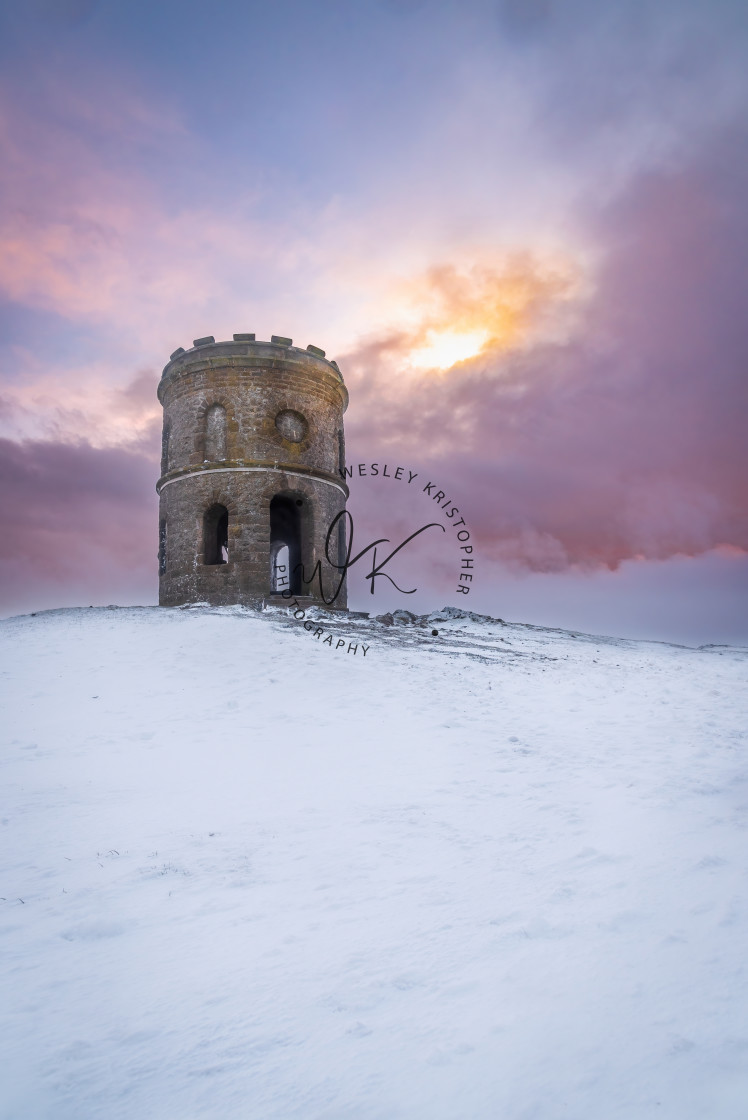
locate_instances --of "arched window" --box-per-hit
[204,504,229,565]
[204,404,227,461]
[270,495,302,594]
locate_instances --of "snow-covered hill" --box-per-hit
[1,605,747,1120]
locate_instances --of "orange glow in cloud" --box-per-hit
[388,257,582,373]
[0,79,587,445]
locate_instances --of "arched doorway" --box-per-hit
[270,495,302,594]
[204,504,229,565]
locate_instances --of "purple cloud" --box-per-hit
[342,125,748,572]
[0,437,157,614]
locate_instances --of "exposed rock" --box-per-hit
[426,606,505,625]
[392,609,417,625]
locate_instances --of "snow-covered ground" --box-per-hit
[1,605,747,1120]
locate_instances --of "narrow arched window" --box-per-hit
[204,504,229,565]
[161,422,170,474]
[205,404,227,461]
[337,429,345,474]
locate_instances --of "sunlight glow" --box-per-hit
[408,328,490,370]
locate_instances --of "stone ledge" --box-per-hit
[156,460,350,496]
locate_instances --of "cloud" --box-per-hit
[0,363,162,450]
[0,436,156,613]
[0,73,295,338]
[341,124,748,571]
[385,256,581,369]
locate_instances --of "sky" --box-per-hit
[1,0,747,643]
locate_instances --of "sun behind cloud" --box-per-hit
[392,256,581,374]
[408,327,491,370]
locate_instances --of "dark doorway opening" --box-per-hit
[270,495,302,594]
[204,504,229,565]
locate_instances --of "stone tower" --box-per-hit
[156,333,348,608]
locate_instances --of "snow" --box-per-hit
[1,604,747,1119]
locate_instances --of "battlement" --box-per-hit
[158,334,346,406]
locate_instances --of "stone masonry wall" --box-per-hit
[157,338,349,608]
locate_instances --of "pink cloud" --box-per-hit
[0,75,300,336]
[341,128,748,571]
